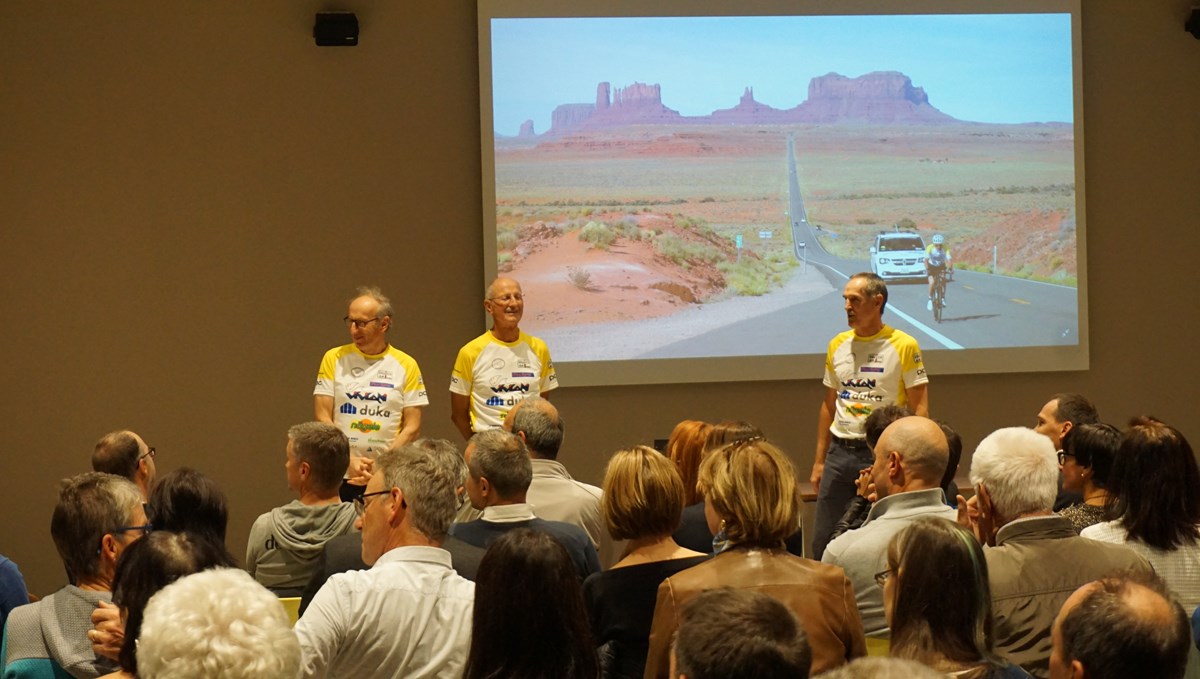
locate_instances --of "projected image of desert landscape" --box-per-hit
[489,14,1079,362]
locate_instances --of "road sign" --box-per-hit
[759,230,773,239]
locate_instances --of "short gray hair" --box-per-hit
[468,429,532,499]
[353,285,393,318]
[970,427,1058,519]
[52,472,143,581]
[376,444,458,541]
[509,397,564,460]
[287,422,350,493]
[410,438,468,487]
[138,568,299,679]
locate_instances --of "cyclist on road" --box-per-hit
[925,234,952,311]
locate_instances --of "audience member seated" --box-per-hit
[297,438,485,616]
[829,406,913,541]
[1054,423,1119,533]
[817,657,945,679]
[883,517,1031,678]
[666,419,714,551]
[937,420,964,508]
[98,531,235,679]
[145,467,234,559]
[644,438,866,678]
[581,446,707,679]
[1081,417,1200,612]
[245,422,357,595]
[92,431,157,502]
[507,397,612,562]
[136,568,299,679]
[295,444,474,678]
[464,528,597,679]
[450,429,599,579]
[2,473,146,679]
[0,556,28,635]
[1032,393,1100,511]
[1050,572,1191,679]
[963,427,1151,678]
[671,588,811,679]
[823,416,956,637]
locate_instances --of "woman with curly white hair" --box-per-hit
[136,568,300,679]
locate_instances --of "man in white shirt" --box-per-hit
[295,444,474,678]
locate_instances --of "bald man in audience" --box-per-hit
[1050,573,1191,679]
[91,430,156,501]
[822,416,955,636]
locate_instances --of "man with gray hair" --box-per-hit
[3,473,147,679]
[91,429,157,501]
[245,423,358,595]
[822,416,956,636]
[450,429,600,579]
[295,444,475,678]
[314,285,429,499]
[962,427,1150,678]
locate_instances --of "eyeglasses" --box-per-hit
[874,568,893,587]
[139,447,156,461]
[1056,449,1074,465]
[352,489,391,517]
[113,523,154,538]
[344,316,382,330]
[488,293,524,303]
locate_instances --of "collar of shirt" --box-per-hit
[530,458,572,480]
[481,503,536,523]
[373,545,453,569]
[862,487,949,525]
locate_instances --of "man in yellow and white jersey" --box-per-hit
[449,277,557,441]
[314,286,429,498]
[809,272,929,560]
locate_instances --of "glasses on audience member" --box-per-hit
[139,447,156,461]
[874,568,893,587]
[1056,449,1074,465]
[488,293,524,303]
[353,489,391,517]
[113,523,154,538]
[343,316,382,330]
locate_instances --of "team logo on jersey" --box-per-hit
[861,367,884,373]
[370,381,394,388]
[512,372,534,378]
[847,404,874,417]
[842,378,876,389]
[359,406,391,418]
[490,359,506,370]
[866,354,885,364]
[340,403,357,415]
[492,383,530,394]
[839,390,884,403]
[350,419,382,433]
[516,359,532,369]
[486,396,505,407]
[377,370,393,379]
[347,391,387,403]
[351,367,365,378]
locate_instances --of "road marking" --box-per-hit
[1011,298,1030,305]
[818,264,964,350]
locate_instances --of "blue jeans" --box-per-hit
[811,438,874,561]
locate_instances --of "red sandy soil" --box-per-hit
[507,213,739,327]
[954,209,1076,279]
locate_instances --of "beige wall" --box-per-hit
[1,1,1197,594]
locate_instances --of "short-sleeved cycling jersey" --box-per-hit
[449,331,557,432]
[314,344,428,458]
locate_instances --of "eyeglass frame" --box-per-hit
[352,489,392,516]
[139,447,156,461]
[874,568,893,588]
[487,293,524,303]
[343,316,384,330]
[1056,449,1074,465]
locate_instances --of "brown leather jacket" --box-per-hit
[643,546,867,678]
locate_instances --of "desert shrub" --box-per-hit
[497,252,513,272]
[496,230,519,251]
[579,221,617,249]
[566,266,593,290]
[717,252,797,297]
[896,217,917,229]
[654,233,723,266]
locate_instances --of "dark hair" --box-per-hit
[509,397,564,460]
[705,421,764,453]
[888,518,1003,669]
[865,406,912,450]
[1105,419,1200,550]
[1059,572,1190,679]
[147,468,232,553]
[1052,393,1099,426]
[936,421,962,491]
[675,588,811,679]
[51,473,143,582]
[288,422,350,493]
[91,431,142,480]
[111,531,236,673]
[1061,422,1120,487]
[851,272,889,313]
[464,529,597,679]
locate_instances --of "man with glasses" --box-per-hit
[91,430,157,502]
[295,444,475,678]
[449,277,557,441]
[314,286,429,499]
[2,473,147,679]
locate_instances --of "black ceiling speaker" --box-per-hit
[1187,8,1200,39]
[314,12,359,47]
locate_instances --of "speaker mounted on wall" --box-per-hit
[314,12,359,47]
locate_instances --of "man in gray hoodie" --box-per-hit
[246,422,359,595]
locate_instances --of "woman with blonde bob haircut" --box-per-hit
[644,439,867,678]
[583,446,707,679]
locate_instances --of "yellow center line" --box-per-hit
[1011,298,1030,305]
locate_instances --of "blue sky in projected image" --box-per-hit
[491,14,1073,135]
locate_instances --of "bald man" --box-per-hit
[449,277,557,441]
